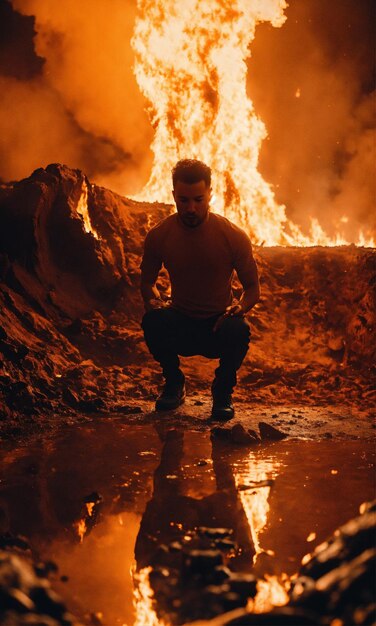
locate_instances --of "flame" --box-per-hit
[132,566,165,626]
[74,518,87,543]
[73,502,96,543]
[76,181,99,239]
[131,0,374,247]
[253,574,289,613]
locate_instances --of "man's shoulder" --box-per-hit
[210,212,251,241]
[147,213,177,238]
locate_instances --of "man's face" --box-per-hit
[172,180,211,228]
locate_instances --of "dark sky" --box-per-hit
[0,0,374,239]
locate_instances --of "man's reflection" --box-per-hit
[134,425,255,622]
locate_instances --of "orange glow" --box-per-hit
[73,502,95,543]
[86,502,95,516]
[132,566,165,626]
[74,518,87,543]
[253,573,289,612]
[131,0,374,247]
[75,181,99,240]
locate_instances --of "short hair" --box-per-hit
[172,159,211,188]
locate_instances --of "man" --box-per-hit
[140,159,260,420]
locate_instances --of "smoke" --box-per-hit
[0,0,374,239]
[248,0,375,239]
[2,0,152,192]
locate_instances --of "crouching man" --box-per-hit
[140,159,260,420]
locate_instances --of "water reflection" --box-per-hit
[135,425,255,572]
[133,426,257,624]
[0,425,374,625]
[234,453,281,560]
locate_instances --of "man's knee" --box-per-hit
[217,316,250,346]
[142,307,176,333]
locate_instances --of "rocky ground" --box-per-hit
[0,164,375,441]
[0,164,375,625]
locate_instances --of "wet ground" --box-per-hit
[0,420,374,625]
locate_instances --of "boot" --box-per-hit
[155,372,186,411]
[211,379,235,421]
[211,393,234,421]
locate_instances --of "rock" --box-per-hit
[5,381,36,414]
[34,561,58,578]
[198,528,234,540]
[183,549,223,577]
[62,388,80,407]
[113,404,142,414]
[210,425,260,445]
[227,573,257,599]
[30,587,66,619]
[300,507,376,580]
[231,424,260,445]
[213,539,236,552]
[210,426,231,440]
[290,504,376,625]
[202,585,245,613]
[258,421,288,441]
[0,339,28,363]
[77,397,105,413]
[0,551,77,625]
[209,566,232,584]
[216,606,319,624]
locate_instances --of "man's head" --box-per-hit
[172,159,212,228]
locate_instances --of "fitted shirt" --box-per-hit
[141,212,257,318]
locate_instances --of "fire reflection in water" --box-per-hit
[132,566,163,626]
[235,452,289,612]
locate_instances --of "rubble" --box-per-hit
[185,502,376,626]
[0,550,81,626]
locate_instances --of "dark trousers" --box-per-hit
[142,308,250,396]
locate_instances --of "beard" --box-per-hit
[179,209,209,228]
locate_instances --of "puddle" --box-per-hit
[0,422,374,625]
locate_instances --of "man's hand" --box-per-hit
[213,282,260,331]
[145,298,170,312]
[213,303,245,332]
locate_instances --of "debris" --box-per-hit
[210,424,260,445]
[259,421,288,441]
[231,423,260,445]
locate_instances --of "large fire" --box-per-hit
[131,0,374,247]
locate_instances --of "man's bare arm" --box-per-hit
[237,281,260,314]
[140,277,166,311]
[231,255,260,315]
[213,260,260,331]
